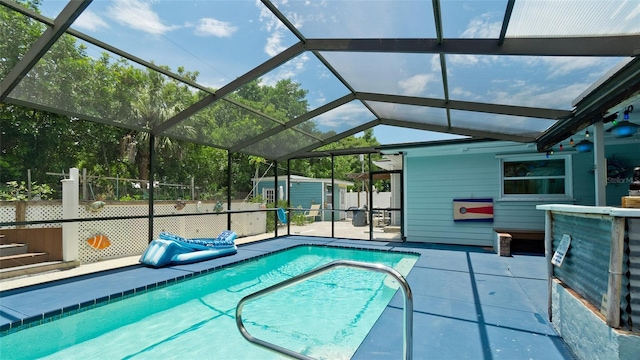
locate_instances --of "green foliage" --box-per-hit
[290,206,307,226]
[265,200,289,232]
[1,1,382,204]
[118,194,142,201]
[0,181,54,201]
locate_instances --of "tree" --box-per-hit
[120,67,198,180]
[1,1,381,200]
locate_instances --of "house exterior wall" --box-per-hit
[568,143,640,207]
[256,179,324,216]
[290,181,323,212]
[405,152,499,246]
[322,183,343,221]
[401,140,637,246]
[605,143,640,206]
[256,178,352,221]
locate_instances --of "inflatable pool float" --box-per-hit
[140,231,237,267]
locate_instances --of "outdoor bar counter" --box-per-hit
[536,204,640,360]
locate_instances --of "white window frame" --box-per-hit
[498,154,573,201]
[262,188,275,203]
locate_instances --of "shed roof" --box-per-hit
[253,175,353,187]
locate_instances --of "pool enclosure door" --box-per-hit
[370,169,403,242]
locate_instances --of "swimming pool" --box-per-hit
[1,245,418,359]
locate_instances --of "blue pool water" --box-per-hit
[1,245,417,359]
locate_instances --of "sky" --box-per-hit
[33,0,640,146]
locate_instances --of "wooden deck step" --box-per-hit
[0,243,28,257]
[0,252,49,269]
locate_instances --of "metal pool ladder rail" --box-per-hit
[235,260,414,360]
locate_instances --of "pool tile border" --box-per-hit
[0,241,419,336]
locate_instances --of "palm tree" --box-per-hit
[121,71,195,181]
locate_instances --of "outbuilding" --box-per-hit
[252,175,354,221]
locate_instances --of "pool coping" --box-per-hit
[0,236,418,336]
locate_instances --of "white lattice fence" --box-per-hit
[0,201,63,228]
[78,202,149,263]
[1,201,267,264]
[0,203,16,226]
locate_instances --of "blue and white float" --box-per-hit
[140,230,237,267]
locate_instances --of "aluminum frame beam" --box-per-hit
[152,42,306,135]
[536,58,640,151]
[357,92,571,120]
[498,0,516,46]
[432,0,443,44]
[1,0,285,131]
[305,37,640,57]
[1,0,92,101]
[277,120,381,161]
[230,94,356,152]
[380,118,536,143]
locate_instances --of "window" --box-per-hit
[500,155,572,200]
[263,188,275,203]
[325,185,333,206]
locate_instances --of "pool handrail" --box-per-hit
[235,259,413,360]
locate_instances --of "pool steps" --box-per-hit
[236,260,414,360]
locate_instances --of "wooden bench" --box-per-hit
[494,228,545,256]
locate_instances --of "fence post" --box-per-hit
[606,217,625,327]
[82,168,88,201]
[545,210,553,321]
[61,168,79,262]
[27,169,32,199]
[191,177,195,200]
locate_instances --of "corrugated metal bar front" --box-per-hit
[624,218,640,332]
[552,213,611,312]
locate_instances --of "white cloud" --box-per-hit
[108,0,179,35]
[398,74,436,96]
[314,103,371,129]
[265,31,286,57]
[460,12,501,38]
[194,18,237,37]
[539,57,609,79]
[451,87,476,99]
[260,53,310,86]
[257,0,291,57]
[74,10,109,32]
[430,54,441,73]
[448,54,480,67]
[491,82,590,109]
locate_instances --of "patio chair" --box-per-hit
[304,204,321,222]
[277,208,288,226]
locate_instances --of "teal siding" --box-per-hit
[256,180,322,210]
[290,182,322,213]
[322,184,342,221]
[255,179,278,201]
[403,140,638,247]
[405,153,498,246]
[573,151,596,206]
[256,179,349,221]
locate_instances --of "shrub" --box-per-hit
[0,181,55,201]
